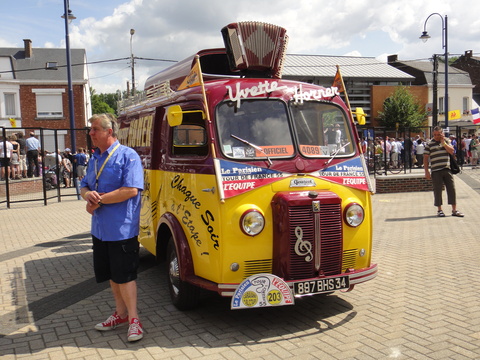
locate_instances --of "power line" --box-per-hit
[0,56,178,75]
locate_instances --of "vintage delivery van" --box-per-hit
[117,21,377,310]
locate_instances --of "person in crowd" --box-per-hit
[459,135,466,167]
[62,153,72,188]
[334,123,342,149]
[26,132,41,177]
[390,137,400,168]
[16,132,27,178]
[449,134,457,154]
[471,135,479,169]
[80,113,144,342]
[403,136,413,169]
[64,148,76,186]
[424,126,464,217]
[465,134,472,165]
[415,138,425,168]
[8,135,20,180]
[0,136,13,181]
[75,147,87,180]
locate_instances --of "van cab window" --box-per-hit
[217,99,294,160]
[171,110,208,157]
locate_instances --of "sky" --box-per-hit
[1,0,479,94]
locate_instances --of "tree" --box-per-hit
[90,88,117,115]
[377,87,427,130]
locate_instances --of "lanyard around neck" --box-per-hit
[94,143,120,190]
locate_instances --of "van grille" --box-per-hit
[272,191,343,280]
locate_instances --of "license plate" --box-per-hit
[293,276,350,295]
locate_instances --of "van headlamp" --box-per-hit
[240,210,265,236]
[344,203,364,227]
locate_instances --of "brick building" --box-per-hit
[452,50,480,108]
[388,54,474,127]
[0,39,91,151]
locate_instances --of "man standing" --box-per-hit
[424,126,464,218]
[0,136,13,180]
[80,113,144,342]
[16,132,27,178]
[26,132,40,177]
[334,123,342,149]
[75,147,87,180]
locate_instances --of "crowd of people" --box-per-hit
[364,132,479,170]
[0,131,90,186]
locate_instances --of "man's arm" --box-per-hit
[99,187,138,204]
[424,154,431,180]
[442,141,454,155]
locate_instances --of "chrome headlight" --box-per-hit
[344,203,364,227]
[240,210,265,236]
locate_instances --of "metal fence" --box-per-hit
[0,127,91,208]
[360,125,478,176]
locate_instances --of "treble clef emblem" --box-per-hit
[294,226,313,262]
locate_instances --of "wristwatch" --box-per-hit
[97,201,104,207]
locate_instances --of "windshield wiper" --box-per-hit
[231,134,273,166]
[322,142,350,169]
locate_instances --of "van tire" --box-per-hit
[166,239,200,310]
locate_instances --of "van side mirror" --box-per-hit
[167,105,206,127]
[354,107,366,125]
[167,105,183,127]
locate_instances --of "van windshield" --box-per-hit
[217,100,294,159]
[216,99,355,160]
[291,101,355,157]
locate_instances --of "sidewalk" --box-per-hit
[0,172,479,359]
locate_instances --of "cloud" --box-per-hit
[4,0,478,93]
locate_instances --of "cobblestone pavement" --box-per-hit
[1,169,480,359]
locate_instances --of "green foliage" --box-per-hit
[377,87,427,130]
[90,88,119,115]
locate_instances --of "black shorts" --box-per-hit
[0,158,10,167]
[92,235,140,284]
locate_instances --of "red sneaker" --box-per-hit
[94,312,128,331]
[127,318,144,342]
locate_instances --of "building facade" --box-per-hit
[388,54,474,128]
[0,39,91,151]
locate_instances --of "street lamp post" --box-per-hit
[62,0,79,196]
[420,13,449,130]
[130,29,136,97]
[62,0,76,151]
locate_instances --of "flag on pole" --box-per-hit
[448,110,461,121]
[472,108,480,124]
[178,57,203,91]
[332,66,345,93]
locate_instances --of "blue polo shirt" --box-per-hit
[81,140,144,241]
[75,152,87,166]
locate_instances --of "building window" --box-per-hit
[463,97,469,114]
[33,89,65,118]
[4,93,16,116]
[439,97,444,114]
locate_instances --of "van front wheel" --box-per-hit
[166,239,199,310]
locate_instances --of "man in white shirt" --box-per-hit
[26,132,41,177]
[0,136,13,180]
[390,138,399,167]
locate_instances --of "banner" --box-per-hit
[215,157,370,199]
[332,66,345,93]
[177,58,202,91]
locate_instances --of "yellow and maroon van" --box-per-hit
[117,22,377,310]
